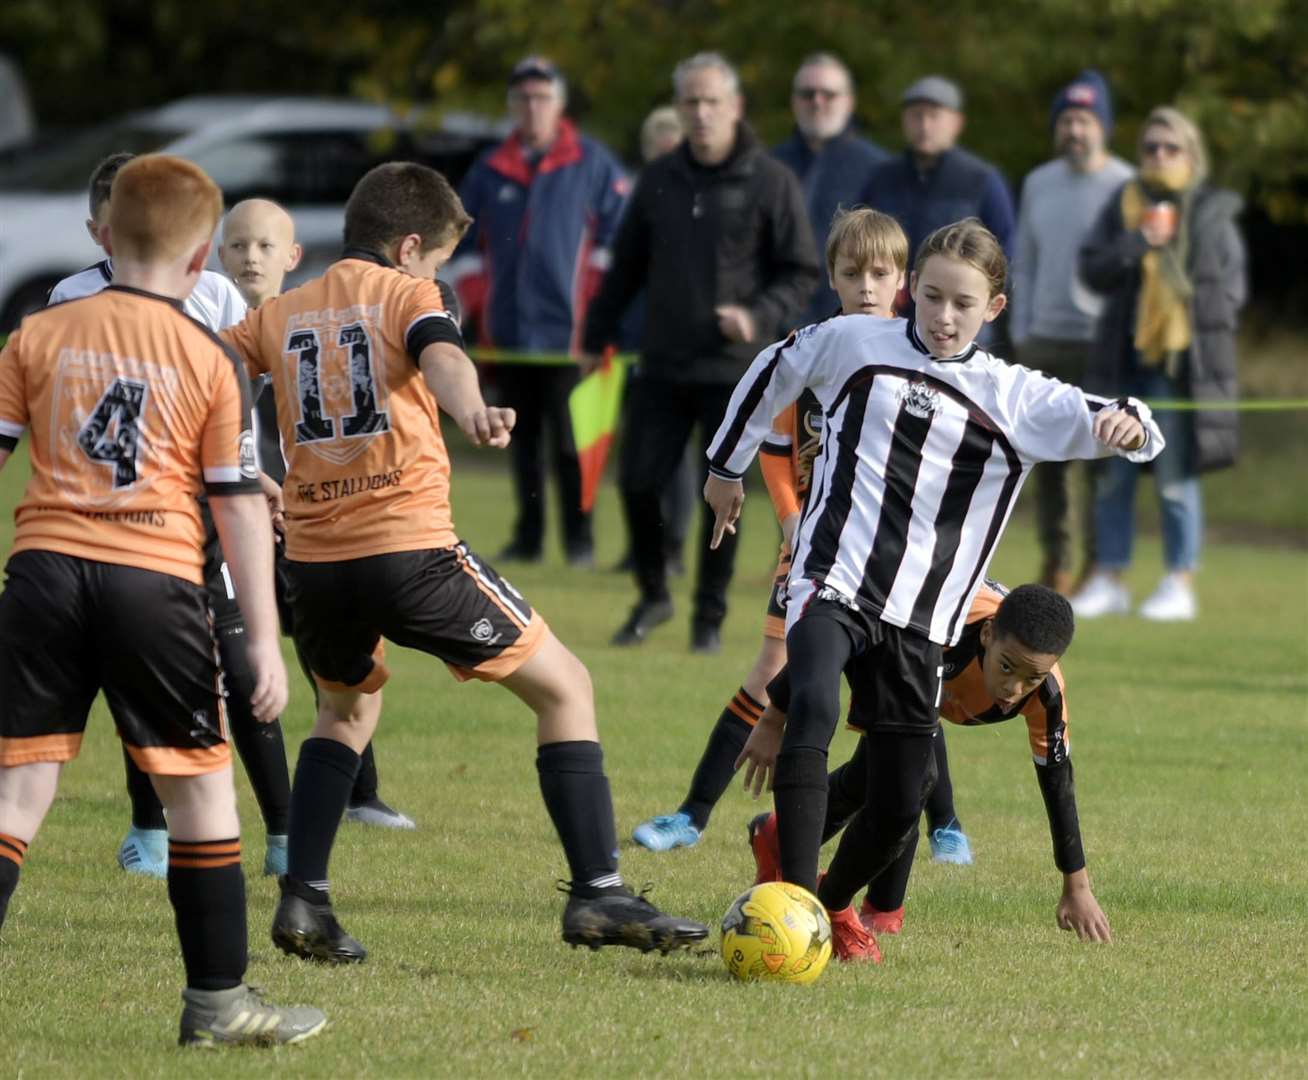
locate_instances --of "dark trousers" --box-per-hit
[497,364,591,556]
[1018,337,1097,575]
[618,375,740,628]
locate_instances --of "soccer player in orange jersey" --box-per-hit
[222,162,707,961]
[0,155,325,1045]
[742,582,1112,957]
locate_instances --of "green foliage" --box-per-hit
[3,0,1306,225]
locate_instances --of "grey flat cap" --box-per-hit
[901,75,963,110]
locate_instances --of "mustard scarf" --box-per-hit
[1120,162,1194,369]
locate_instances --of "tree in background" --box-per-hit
[2,0,1304,304]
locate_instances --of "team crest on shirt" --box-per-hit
[897,380,941,419]
[470,617,499,644]
[238,429,258,479]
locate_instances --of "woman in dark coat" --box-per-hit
[1071,105,1246,622]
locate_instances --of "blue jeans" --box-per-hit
[1093,367,1202,572]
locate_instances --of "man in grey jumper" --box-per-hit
[1012,70,1133,593]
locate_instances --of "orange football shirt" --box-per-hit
[223,255,463,562]
[0,286,258,584]
[938,585,1070,766]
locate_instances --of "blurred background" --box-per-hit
[1,0,1304,545]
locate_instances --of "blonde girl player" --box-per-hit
[705,218,1161,962]
[634,209,977,856]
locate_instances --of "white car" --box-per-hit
[0,95,505,330]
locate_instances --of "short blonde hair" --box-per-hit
[1140,105,1209,185]
[640,105,683,163]
[108,155,223,263]
[913,217,1008,299]
[825,208,909,276]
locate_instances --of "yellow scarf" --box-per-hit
[1120,163,1193,367]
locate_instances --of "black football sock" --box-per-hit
[536,740,622,898]
[167,838,247,991]
[679,692,758,829]
[0,833,28,929]
[774,748,830,894]
[350,742,381,806]
[218,620,291,835]
[818,732,935,912]
[287,737,360,895]
[923,728,960,833]
[823,736,870,843]
[124,748,167,831]
[865,825,919,912]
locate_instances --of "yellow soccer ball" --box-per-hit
[720,882,832,985]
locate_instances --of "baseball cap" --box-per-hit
[508,56,562,87]
[901,75,963,111]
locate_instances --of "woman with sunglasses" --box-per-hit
[1072,106,1246,622]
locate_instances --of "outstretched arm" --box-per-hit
[1036,760,1111,942]
[418,342,515,448]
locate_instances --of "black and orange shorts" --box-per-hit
[283,543,546,692]
[762,546,792,641]
[0,550,230,775]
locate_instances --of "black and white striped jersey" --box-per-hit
[48,261,247,331]
[708,316,1164,646]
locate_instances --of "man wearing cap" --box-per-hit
[450,57,629,567]
[1012,70,1133,593]
[866,75,1016,266]
[772,52,889,325]
[581,51,819,654]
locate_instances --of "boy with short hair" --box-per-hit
[635,209,967,861]
[222,162,707,962]
[0,154,324,1046]
[49,153,293,881]
[743,582,1112,944]
[219,198,416,831]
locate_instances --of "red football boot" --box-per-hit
[827,902,882,964]
[859,899,905,935]
[747,812,781,885]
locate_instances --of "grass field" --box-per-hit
[1,438,1306,1078]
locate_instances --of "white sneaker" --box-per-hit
[1070,573,1130,618]
[1138,574,1197,622]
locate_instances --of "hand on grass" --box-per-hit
[1057,871,1113,942]
[705,474,744,549]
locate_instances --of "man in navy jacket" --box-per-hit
[772,53,888,325]
[452,57,629,566]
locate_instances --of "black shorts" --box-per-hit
[788,586,944,736]
[0,551,230,775]
[284,544,547,692]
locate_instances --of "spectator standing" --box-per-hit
[452,57,629,567]
[1011,71,1134,593]
[1073,106,1246,622]
[583,52,819,653]
[773,52,889,325]
[866,76,1016,316]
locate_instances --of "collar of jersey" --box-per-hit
[905,318,979,364]
[341,246,394,268]
[104,283,184,309]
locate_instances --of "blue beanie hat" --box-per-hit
[1050,69,1113,135]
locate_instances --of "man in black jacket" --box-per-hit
[583,52,819,654]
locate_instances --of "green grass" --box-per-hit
[1,441,1306,1078]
